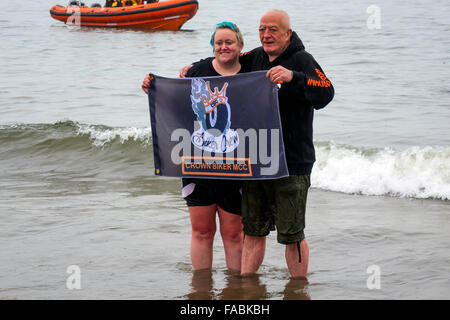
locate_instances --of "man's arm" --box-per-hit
[179,57,213,77]
[179,50,256,78]
[290,52,334,110]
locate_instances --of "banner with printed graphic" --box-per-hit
[148,71,288,180]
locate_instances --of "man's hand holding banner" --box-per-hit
[148,71,288,180]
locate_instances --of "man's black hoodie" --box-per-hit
[242,31,334,175]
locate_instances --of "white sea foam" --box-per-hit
[72,124,450,200]
[75,124,152,147]
[313,142,450,200]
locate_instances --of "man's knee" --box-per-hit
[244,235,266,248]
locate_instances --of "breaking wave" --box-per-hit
[313,141,450,200]
[1,121,449,200]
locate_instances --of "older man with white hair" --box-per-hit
[238,9,334,279]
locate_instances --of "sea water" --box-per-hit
[0,0,449,299]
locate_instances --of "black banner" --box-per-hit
[148,71,288,179]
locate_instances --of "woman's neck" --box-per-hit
[212,59,241,75]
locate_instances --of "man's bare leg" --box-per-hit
[285,239,309,278]
[241,235,266,276]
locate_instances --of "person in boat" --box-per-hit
[142,22,248,273]
[105,0,139,8]
[177,10,334,279]
[111,0,123,7]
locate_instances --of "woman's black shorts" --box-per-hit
[181,178,242,215]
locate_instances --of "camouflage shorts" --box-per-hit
[241,175,311,244]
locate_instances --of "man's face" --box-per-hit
[259,13,292,59]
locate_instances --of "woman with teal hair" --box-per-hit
[142,22,249,272]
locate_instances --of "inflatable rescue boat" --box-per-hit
[50,0,199,30]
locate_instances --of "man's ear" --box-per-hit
[287,28,293,37]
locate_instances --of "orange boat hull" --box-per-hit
[50,0,199,30]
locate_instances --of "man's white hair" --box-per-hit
[262,9,291,30]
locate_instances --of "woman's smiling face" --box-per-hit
[213,28,243,65]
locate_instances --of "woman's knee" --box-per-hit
[192,222,216,240]
[189,205,217,240]
[220,224,243,242]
